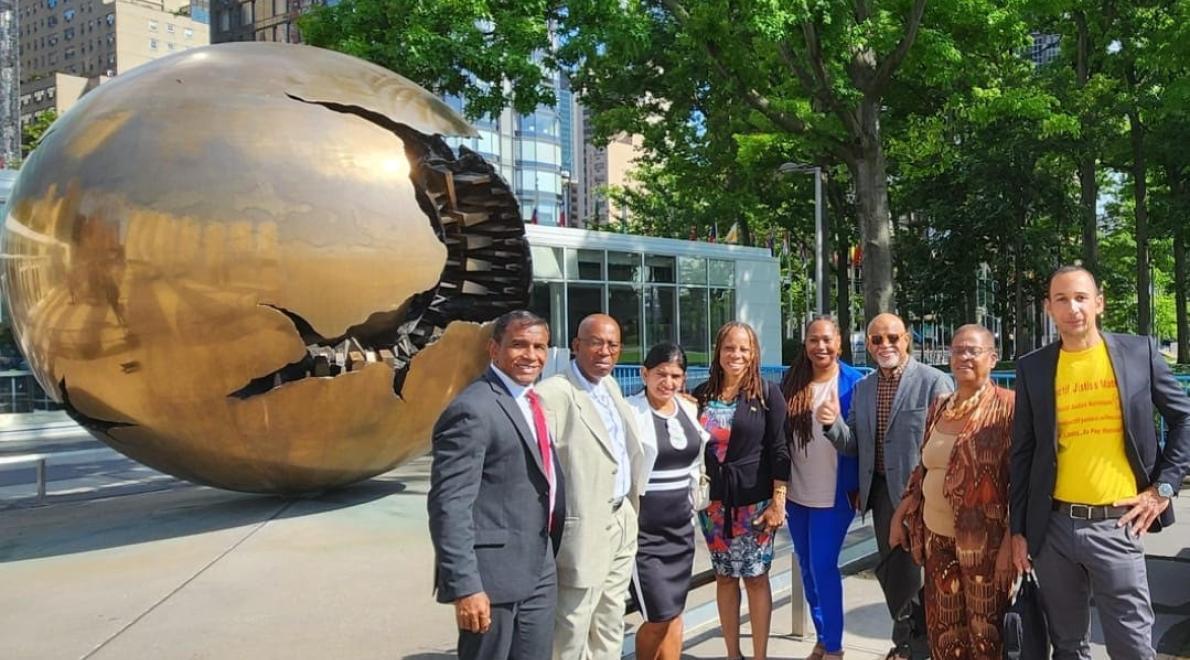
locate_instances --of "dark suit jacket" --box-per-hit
[1009,333,1190,555]
[427,367,565,604]
[693,380,791,509]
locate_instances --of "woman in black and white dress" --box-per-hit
[627,342,709,660]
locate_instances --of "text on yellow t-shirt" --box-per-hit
[1052,340,1137,505]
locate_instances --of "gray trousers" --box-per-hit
[1034,511,1156,660]
[870,473,928,657]
[458,550,558,660]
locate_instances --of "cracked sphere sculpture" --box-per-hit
[1,43,531,493]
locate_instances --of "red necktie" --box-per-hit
[525,389,555,530]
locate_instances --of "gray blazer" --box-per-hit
[825,357,953,511]
[1009,333,1190,555]
[427,368,565,604]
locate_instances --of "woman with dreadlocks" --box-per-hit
[780,316,866,660]
[694,321,789,660]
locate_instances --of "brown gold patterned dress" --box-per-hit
[901,385,1014,660]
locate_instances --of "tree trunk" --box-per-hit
[1167,166,1189,363]
[1128,105,1150,337]
[837,237,852,364]
[1175,225,1188,364]
[1074,12,1099,273]
[848,124,895,321]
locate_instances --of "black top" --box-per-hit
[647,407,703,491]
[694,379,791,509]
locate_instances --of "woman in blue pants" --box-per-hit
[780,316,864,660]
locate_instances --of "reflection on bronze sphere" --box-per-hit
[2,43,530,493]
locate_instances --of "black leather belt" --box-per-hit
[1053,500,1130,520]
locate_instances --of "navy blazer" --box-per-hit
[1009,333,1190,555]
[427,368,566,604]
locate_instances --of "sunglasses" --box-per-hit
[868,333,902,345]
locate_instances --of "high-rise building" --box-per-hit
[1029,32,1060,66]
[16,0,209,125]
[1,0,19,167]
[208,0,331,43]
[443,73,568,227]
[576,106,643,229]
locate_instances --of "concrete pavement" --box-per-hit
[1,417,1188,658]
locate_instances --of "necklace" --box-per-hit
[941,383,988,420]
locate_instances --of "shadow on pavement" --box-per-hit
[0,476,408,563]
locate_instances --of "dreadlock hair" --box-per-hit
[782,315,840,454]
[701,321,767,410]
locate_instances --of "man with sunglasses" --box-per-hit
[824,313,952,660]
[1009,266,1189,659]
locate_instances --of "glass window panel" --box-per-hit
[678,256,706,286]
[679,287,709,364]
[644,286,676,348]
[529,281,565,346]
[709,259,734,287]
[566,248,604,281]
[607,251,641,283]
[531,245,563,280]
[709,289,735,344]
[646,255,675,283]
[608,285,642,365]
[567,283,605,342]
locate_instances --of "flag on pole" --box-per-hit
[558,210,567,228]
[766,230,775,255]
[709,223,719,243]
[530,207,539,225]
[723,222,740,244]
[688,225,698,241]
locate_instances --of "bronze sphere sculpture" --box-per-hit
[2,43,531,493]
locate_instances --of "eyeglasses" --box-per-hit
[580,338,621,352]
[868,333,902,346]
[952,346,993,358]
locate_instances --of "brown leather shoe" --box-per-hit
[805,642,826,660]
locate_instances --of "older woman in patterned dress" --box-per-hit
[890,324,1016,660]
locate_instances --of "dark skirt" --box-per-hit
[630,488,695,623]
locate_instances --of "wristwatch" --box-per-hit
[1156,482,1175,499]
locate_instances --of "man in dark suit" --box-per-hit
[824,312,952,660]
[428,310,565,660]
[1010,266,1190,659]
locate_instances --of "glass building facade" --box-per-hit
[524,226,772,367]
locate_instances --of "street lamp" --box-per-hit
[779,162,827,315]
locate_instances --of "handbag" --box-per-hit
[692,458,711,511]
[1003,570,1049,659]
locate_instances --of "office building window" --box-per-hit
[609,285,643,364]
[679,287,709,362]
[148,19,157,30]
[567,284,604,342]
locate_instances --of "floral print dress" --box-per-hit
[697,399,775,578]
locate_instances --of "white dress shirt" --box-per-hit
[490,364,555,512]
[570,361,632,500]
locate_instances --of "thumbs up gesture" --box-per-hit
[815,388,840,426]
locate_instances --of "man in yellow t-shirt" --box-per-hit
[1009,266,1190,660]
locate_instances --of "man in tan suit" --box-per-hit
[537,314,647,660]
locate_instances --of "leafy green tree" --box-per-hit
[559,0,1026,320]
[298,1,557,119]
[21,110,58,159]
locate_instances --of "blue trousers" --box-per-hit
[786,495,855,653]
